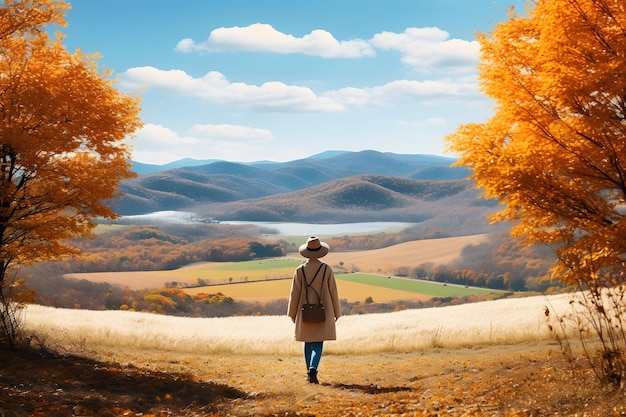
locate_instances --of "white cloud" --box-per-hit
[370,27,479,73]
[131,123,275,165]
[175,23,375,58]
[174,23,478,75]
[135,124,194,145]
[324,78,480,106]
[122,66,346,113]
[122,67,481,116]
[187,124,272,140]
[174,38,195,53]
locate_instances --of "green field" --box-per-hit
[337,273,493,297]
[210,259,301,272]
[183,269,497,303]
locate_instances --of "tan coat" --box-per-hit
[287,259,342,342]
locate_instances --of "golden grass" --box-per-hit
[18,291,625,416]
[23,292,571,357]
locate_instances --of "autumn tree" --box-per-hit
[0,0,142,347]
[446,0,626,385]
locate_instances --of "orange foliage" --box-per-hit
[0,0,69,38]
[446,1,626,384]
[446,0,626,287]
[0,0,142,271]
[63,226,278,272]
[0,0,141,344]
[192,292,235,304]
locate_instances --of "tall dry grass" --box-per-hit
[22,293,574,357]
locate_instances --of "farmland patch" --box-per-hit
[66,258,301,290]
[184,278,433,303]
[338,273,493,297]
[64,234,488,291]
[183,273,494,303]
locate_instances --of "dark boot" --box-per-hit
[307,368,319,384]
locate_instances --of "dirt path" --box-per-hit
[80,341,622,416]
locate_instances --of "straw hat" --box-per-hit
[299,236,329,258]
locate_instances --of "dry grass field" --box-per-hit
[24,293,563,355]
[13,293,626,416]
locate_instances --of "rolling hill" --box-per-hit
[112,151,480,222]
[193,175,493,225]
[130,150,466,177]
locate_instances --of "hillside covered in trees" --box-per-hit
[196,175,493,227]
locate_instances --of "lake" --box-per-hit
[221,221,413,235]
[118,211,413,235]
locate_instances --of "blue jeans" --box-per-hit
[304,341,324,370]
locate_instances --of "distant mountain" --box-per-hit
[129,151,352,175]
[131,158,222,175]
[111,151,482,227]
[129,150,465,176]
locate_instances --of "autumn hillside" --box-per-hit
[113,151,482,224]
[195,175,496,226]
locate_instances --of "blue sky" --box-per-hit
[60,0,527,165]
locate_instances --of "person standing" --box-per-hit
[288,236,342,384]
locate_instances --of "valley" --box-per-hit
[65,233,491,299]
